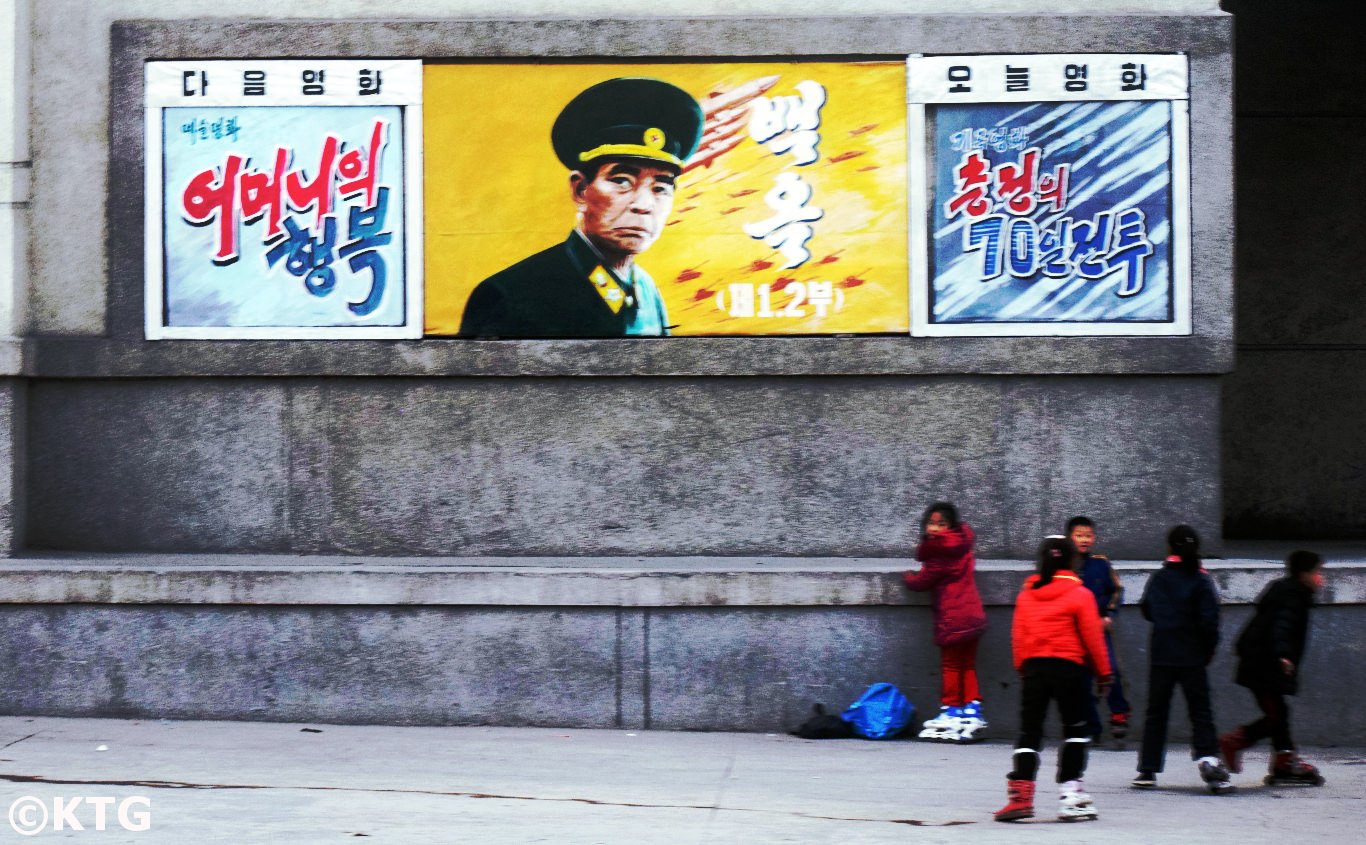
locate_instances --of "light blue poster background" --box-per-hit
[162,105,406,327]
[930,101,1174,324]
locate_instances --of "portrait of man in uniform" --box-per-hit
[458,77,705,338]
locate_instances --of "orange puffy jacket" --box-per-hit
[1011,571,1112,677]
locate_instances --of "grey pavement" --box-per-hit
[0,716,1360,844]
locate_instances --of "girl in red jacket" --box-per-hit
[995,536,1113,823]
[903,501,988,742]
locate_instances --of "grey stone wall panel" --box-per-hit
[1000,377,1221,556]
[26,380,291,551]
[25,376,1222,558]
[0,605,621,727]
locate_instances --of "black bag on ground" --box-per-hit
[790,703,857,739]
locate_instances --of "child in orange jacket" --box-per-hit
[995,536,1112,824]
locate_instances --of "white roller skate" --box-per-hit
[1057,780,1098,822]
[1197,756,1234,794]
[917,706,962,741]
[953,700,988,743]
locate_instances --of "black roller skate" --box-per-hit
[1264,751,1325,786]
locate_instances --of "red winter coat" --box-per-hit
[903,523,988,647]
[1011,571,1112,676]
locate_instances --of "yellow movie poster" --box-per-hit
[424,62,908,337]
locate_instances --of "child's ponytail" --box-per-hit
[1034,535,1076,589]
[1166,524,1202,572]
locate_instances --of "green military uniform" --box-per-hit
[459,230,669,338]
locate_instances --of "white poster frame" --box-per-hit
[144,59,424,340]
[908,53,1191,338]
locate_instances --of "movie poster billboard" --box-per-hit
[424,62,909,337]
[145,60,423,339]
[909,54,1191,336]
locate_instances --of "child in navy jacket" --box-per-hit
[1068,516,1132,740]
[1133,525,1230,794]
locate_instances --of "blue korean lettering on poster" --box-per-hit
[931,101,1173,324]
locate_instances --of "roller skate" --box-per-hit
[994,778,1035,822]
[1219,727,1249,774]
[1109,712,1129,741]
[1264,751,1325,786]
[1197,756,1234,794]
[917,706,961,742]
[1057,780,1098,822]
[953,700,988,743]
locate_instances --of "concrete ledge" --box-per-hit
[3,553,1362,606]
[21,336,1234,378]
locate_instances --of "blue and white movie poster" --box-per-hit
[908,54,1191,336]
[145,60,423,339]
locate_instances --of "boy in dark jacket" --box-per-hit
[1133,525,1230,793]
[1218,551,1326,786]
[1068,516,1132,741]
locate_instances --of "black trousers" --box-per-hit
[1138,664,1218,773]
[1010,658,1092,783]
[1241,688,1294,751]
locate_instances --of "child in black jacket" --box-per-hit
[1133,525,1231,793]
[1218,551,1326,786]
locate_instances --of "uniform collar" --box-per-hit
[569,229,636,288]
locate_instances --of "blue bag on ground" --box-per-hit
[840,683,915,739]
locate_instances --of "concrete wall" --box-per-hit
[0,3,1283,738]
[1,0,28,338]
[13,12,1235,560]
[1221,1,1366,540]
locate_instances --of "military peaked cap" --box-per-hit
[551,77,704,171]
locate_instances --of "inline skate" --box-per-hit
[994,778,1035,822]
[1264,751,1325,786]
[1219,727,1248,774]
[1109,711,1129,741]
[1198,756,1234,794]
[953,700,988,743]
[917,705,962,741]
[1057,780,1098,822]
